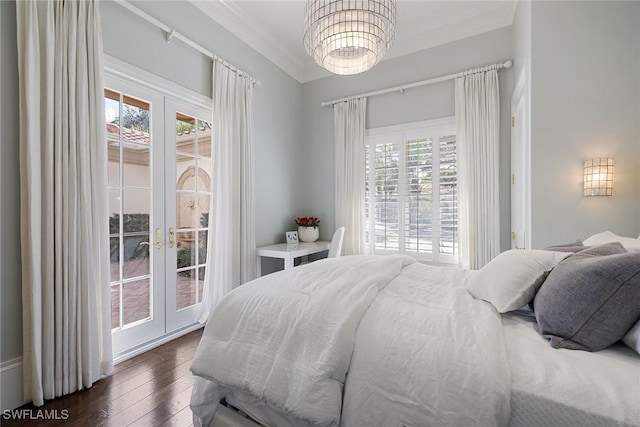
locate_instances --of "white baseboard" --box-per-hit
[0,323,204,411]
[1,357,27,411]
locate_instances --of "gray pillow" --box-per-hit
[534,244,640,351]
[567,241,625,260]
[544,240,585,253]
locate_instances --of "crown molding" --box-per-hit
[190,1,308,83]
[188,1,518,84]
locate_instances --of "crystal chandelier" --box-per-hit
[303,0,397,75]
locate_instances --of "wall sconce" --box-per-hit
[583,158,613,196]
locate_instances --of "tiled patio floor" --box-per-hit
[110,258,204,329]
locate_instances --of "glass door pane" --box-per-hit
[106,81,166,357]
[165,101,212,331]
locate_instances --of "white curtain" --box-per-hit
[455,69,500,270]
[334,98,367,256]
[16,0,112,406]
[199,61,256,322]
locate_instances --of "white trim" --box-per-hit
[104,54,212,112]
[1,358,27,411]
[190,1,305,83]
[510,68,532,250]
[0,358,22,374]
[113,322,204,364]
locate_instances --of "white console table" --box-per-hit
[256,241,330,276]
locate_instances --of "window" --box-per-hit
[365,118,458,264]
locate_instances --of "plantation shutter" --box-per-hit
[365,119,457,263]
[438,135,457,257]
[405,137,433,254]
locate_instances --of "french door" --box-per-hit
[106,75,212,357]
[165,100,212,329]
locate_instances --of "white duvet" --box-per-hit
[191,255,415,427]
[190,256,511,427]
[341,263,510,427]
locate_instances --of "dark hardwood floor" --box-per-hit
[3,329,203,427]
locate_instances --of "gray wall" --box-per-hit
[301,27,514,250]
[1,0,22,363]
[529,1,640,248]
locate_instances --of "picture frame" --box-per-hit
[286,231,298,244]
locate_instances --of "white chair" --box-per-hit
[298,227,346,266]
[327,227,346,258]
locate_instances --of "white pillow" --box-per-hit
[622,319,640,355]
[583,231,640,251]
[465,250,571,313]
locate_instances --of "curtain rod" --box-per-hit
[320,60,512,107]
[113,0,261,87]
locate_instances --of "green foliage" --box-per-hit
[177,246,206,267]
[176,120,194,134]
[113,105,149,132]
[177,246,207,272]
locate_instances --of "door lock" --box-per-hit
[169,227,175,248]
[154,227,163,249]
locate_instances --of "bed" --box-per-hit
[189,245,640,427]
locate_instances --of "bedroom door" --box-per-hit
[164,99,212,331]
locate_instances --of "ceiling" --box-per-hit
[190,1,517,83]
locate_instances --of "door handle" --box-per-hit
[139,228,164,249]
[169,227,175,248]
